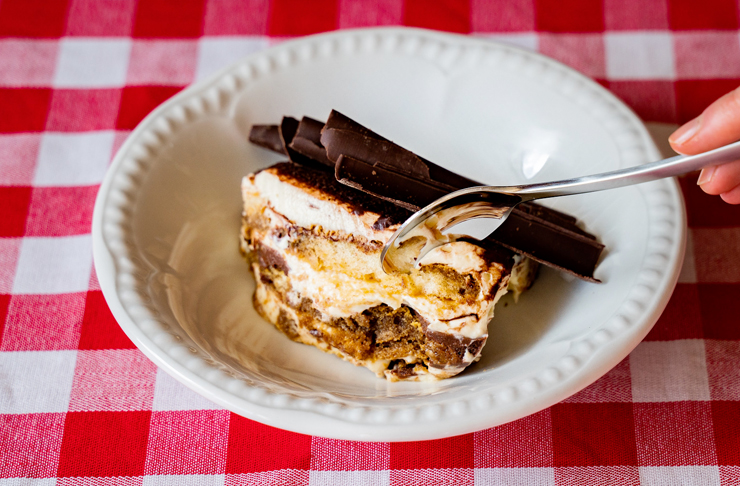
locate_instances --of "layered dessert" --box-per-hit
[241,162,536,380]
[241,111,604,381]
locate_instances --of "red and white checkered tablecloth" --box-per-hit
[2,0,740,485]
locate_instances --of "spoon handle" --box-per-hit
[490,139,740,200]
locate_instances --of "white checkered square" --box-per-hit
[309,471,390,486]
[34,131,114,186]
[53,38,131,88]
[604,32,675,80]
[142,475,225,486]
[478,33,539,51]
[152,368,223,411]
[195,37,269,81]
[0,350,77,413]
[630,340,710,402]
[225,472,309,485]
[639,466,720,486]
[475,467,555,485]
[12,235,93,295]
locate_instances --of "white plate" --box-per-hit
[93,27,685,441]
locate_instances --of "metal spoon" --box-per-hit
[381,139,740,273]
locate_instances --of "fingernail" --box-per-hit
[697,166,717,186]
[670,116,702,146]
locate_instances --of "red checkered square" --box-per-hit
[554,466,639,485]
[474,409,552,467]
[46,89,122,132]
[78,290,135,350]
[634,402,717,466]
[706,340,740,400]
[144,410,229,474]
[389,469,474,485]
[0,40,59,87]
[470,0,534,32]
[225,413,311,473]
[535,0,604,32]
[116,86,182,130]
[603,0,669,29]
[1,293,85,351]
[0,413,66,478]
[311,438,389,470]
[0,88,52,133]
[404,0,470,33]
[644,284,703,340]
[64,0,137,36]
[0,239,21,294]
[680,175,740,228]
[202,0,269,35]
[268,0,338,36]
[676,79,740,123]
[608,81,677,123]
[551,403,638,466]
[692,228,740,284]
[0,0,70,37]
[390,434,474,469]
[699,284,740,339]
[0,134,42,185]
[25,185,98,237]
[127,40,198,86]
[539,34,606,79]
[563,357,632,403]
[133,0,206,38]
[337,0,403,28]
[674,32,740,79]
[57,411,151,477]
[69,349,157,412]
[0,293,9,343]
[668,0,738,30]
[713,401,740,466]
[0,187,31,237]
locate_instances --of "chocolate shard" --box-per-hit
[288,116,334,167]
[486,210,603,283]
[323,110,480,189]
[336,154,449,211]
[279,116,329,171]
[249,124,286,154]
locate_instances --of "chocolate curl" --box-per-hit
[288,116,334,167]
[248,124,285,154]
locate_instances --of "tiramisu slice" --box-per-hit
[241,162,535,381]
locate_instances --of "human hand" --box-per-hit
[669,86,740,204]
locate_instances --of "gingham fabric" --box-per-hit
[1,1,740,485]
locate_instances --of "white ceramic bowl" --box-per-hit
[92,27,685,441]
